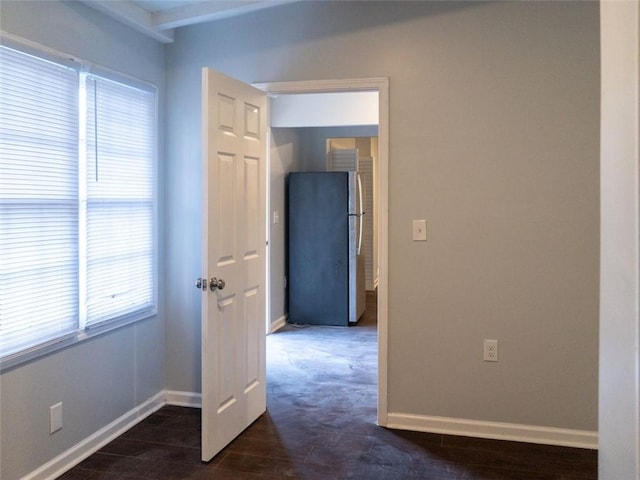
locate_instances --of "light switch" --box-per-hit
[412,219,427,241]
[273,210,279,224]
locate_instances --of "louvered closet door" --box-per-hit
[329,148,358,172]
[358,157,375,291]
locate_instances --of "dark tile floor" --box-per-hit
[59,292,597,479]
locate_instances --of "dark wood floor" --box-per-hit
[59,292,596,479]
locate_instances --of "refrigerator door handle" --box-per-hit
[357,213,364,256]
[357,173,364,255]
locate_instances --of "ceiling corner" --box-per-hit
[80,0,175,43]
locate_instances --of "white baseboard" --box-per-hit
[24,391,166,480]
[269,315,287,334]
[26,395,597,480]
[164,390,202,408]
[386,412,598,450]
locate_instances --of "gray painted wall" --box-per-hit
[269,128,301,325]
[165,0,599,431]
[0,2,166,479]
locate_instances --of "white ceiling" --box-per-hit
[81,0,296,43]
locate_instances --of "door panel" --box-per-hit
[201,67,267,462]
[217,153,237,264]
[244,156,260,256]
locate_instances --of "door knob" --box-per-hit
[196,277,208,291]
[209,277,225,291]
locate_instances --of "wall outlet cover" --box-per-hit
[483,339,498,362]
[50,402,63,434]
[412,219,427,241]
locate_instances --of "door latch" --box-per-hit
[195,277,208,291]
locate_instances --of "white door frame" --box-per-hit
[255,77,390,425]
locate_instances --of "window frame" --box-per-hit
[0,33,159,372]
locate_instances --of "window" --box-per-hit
[0,42,157,365]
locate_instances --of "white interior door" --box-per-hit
[200,67,267,462]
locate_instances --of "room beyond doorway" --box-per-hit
[258,77,390,426]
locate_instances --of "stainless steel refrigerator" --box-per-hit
[287,171,366,326]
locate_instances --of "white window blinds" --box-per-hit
[0,43,157,361]
[0,47,80,357]
[83,75,155,327]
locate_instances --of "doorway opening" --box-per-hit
[257,78,390,426]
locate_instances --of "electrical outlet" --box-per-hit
[50,402,63,434]
[483,339,498,362]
